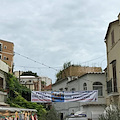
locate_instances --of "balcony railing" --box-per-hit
[107,78,118,94]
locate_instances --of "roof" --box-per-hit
[0,107,37,112]
[44,84,52,90]
[104,20,118,40]
[0,102,9,106]
[68,72,105,83]
[20,76,36,79]
[0,39,14,44]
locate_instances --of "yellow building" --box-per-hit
[104,13,120,105]
[0,39,14,73]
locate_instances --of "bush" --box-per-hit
[99,105,120,120]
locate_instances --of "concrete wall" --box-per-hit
[0,91,7,102]
[0,60,9,73]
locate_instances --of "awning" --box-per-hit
[0,107,37,112]
[0,102,9,106]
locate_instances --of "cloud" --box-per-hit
[0,0,119,83]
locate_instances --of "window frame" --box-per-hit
[83,83,87,90]
[111,30,115,46]
[93,82,103,96]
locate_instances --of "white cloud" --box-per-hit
[0,0,119,83]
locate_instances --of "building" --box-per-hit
[104,13,120,106]
[14,71,52,91]
[0,40,14,73]
[0,59,9,106]
[19,76,41,91]
[56,65,102,80]
[52,72,106,120]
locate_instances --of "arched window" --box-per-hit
[83,83,87,90]
[93,82,103,96]
[71,88,76,91]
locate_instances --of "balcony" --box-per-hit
[107,78,118,96]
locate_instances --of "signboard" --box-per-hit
[31,90,98,103]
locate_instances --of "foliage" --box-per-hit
[6,73,46,120]
[99,105,120,120]
[21,71,38,77]
[41,81,46,85]
[46,107,60,120]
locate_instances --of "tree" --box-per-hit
[6,73,46,120]
[46,107,60,120]
[21,71,38,77]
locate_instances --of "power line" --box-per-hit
[3,48,106,71]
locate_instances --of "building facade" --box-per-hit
[0,40,14,73]
[52,72,106,119]
[0,59,9,106]
[19,76,41,91]
[104,14,120,106]
[56,65,102,80]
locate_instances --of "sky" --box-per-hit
[0,0,119,83]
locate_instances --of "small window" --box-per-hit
[83,83,87,90]
[4,56,8,60]
[71,88,75,91]
[4,56,7,60]
[59,88,63,91]
[0,54,2,59]
[111,30,115,46]
[0,43,2,51]
[4,45,7,49]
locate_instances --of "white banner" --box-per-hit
[31,90,98,103]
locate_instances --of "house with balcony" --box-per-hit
[104,13,120,106]
[52,72,106,120]
[0,59,9,106]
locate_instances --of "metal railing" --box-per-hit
[107,78,118,94]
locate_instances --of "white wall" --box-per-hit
[52,73,106,119]
[0,59,9,73]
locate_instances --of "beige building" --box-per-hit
[19,76,41,91]
[104,13,120,105]
[0,39,14,73]
[56,65,102,82]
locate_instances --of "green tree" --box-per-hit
[6,73,46,120]
[46,107,60,120]
[21,71,38,77]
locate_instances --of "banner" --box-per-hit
[31,90,98,103]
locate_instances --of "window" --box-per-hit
[4,45,7,49]
[4,56,7,60]
[93,82,103,96]
[71,88,76,91]
[112,60,117,92]
[0,54,2,59]
[0,43,2,51]
[111,30,115,46]
[83,83,87,90]
[59,88,63,91]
